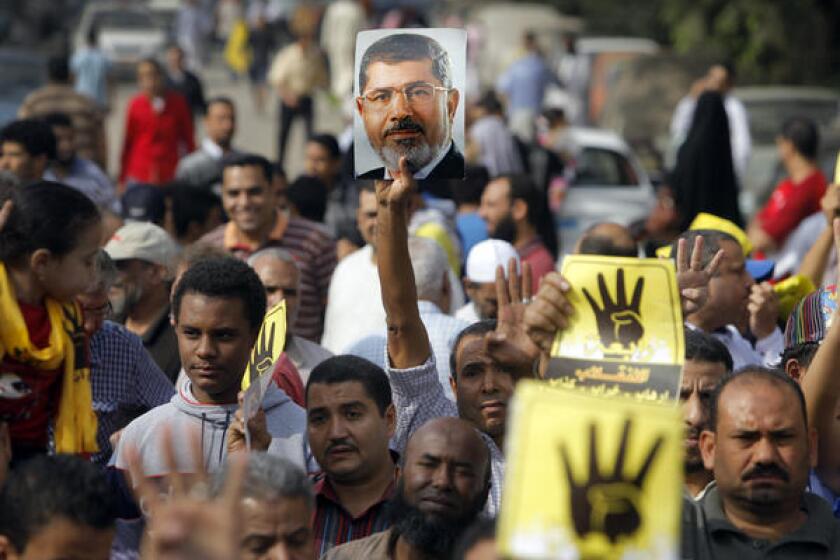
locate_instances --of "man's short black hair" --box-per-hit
[165,183,222,240]
[476,91,503,115]
[43,111,73,129]
[709,366,808,431]
[308,133,340,159]
[576,233,637,258]
[359,33,452,93]
[206,96,235,113]
[138,57,164,75]
[0,454,117,552]
[452,165,489,206]
[0,119,57,160]
[668,229,739,274]
[47,55,70,83]
[172,256,267,332]
[287,176,327,222]
[222,153,273,184]
[780,341,819,371]
[685,328,733,371]
[450,320,497,379]
[306,355,393,415]
[781,116,819,160]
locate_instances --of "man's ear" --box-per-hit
[449,375,457,396]
[785,358,803,382]
[0,534,19,559]
[447,88,460,121]
[385,403,397,438]
[699,429,716,472]
[511,198,528,222]
[29,248,52,278]
[356,96,365,117]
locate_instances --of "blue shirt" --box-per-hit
[496,52,558,113]
[90,321,175,465]
[71,48,110,108]
[44,157,119,213]
[456,211,488,264]
[810,470,840,519]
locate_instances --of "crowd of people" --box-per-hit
[1,1,840,559]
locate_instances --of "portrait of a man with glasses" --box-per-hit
[354,31,465,180]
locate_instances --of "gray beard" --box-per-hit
[378,137,448,173]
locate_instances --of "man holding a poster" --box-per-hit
[355,32,464,180]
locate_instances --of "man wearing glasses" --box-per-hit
[356,33,464,180]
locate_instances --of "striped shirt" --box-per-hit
[199,212,337,342]
[312,471,396,557]
[89,321,175,465]
[18,83,107,169]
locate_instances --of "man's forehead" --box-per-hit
[242,495,311,528]
[307,379,374,406]
[223,165,267,187]
[364,59,438,90]
[719,378,804,428]
[682,359,727,386]
[456,335,492,366]
[408,428,486,465]
[178,292,247,324]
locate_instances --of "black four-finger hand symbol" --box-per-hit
[582,269,644,357]
[560,419,663,544]
[247,323,276,382]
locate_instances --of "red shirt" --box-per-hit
[519,238,556,294]
[756,170,827,245]
[0,301,63,450]
[119,91,195,185]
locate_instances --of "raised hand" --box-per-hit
[127,427,248,560]
[748,281,780,340]
[676,235,723,316]
[484,258,539,379]
[560,419,663,543]
[583,270,644,357]
[374,156,416,211]
[228,391,271,454]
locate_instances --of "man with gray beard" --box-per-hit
[356,33,464,180]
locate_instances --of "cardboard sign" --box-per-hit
[240,301,286,449]
[547,256,684,404]
[353,28,466,180]
[498,381,684,559]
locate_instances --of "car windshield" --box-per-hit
[745,99,840,144]
[92,10,155,30]
[572,147,639,187]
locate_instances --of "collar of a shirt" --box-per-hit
[702,482,833,546]
[383,141,453,181]
[201,137,225,160]
[223,210,289,253]
[417,300,443,315]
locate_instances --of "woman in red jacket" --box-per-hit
[119,58,194,187]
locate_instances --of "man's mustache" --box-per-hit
[384,117,424,137]
[742,463,789,482]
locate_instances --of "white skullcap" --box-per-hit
[465,239,520,283]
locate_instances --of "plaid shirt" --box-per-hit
[90,321,175,465]
[386,354,505,517]
[312,469,397,557]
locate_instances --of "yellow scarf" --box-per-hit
[0,262,98,453]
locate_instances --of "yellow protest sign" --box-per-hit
[241,300,287,390]
[548,256,684,403]
[498,381,684,559]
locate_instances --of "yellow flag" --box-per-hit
[241,300,286,391]
[498,381,684,559]
[548,255,684,404]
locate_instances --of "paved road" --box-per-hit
[105,52,346,181]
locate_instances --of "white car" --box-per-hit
[556,127,655,254]
[73,3,167,77]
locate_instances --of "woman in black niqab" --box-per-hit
[670,90,743,230]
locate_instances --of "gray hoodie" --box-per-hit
[112,380,311,475]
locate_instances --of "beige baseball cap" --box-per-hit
[104,222,179,275]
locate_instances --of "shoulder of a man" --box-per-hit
[198,224,227,249]
[112,401,179,473]
[322,529,392,560]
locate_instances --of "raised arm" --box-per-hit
[375,158,431,369]
[801,218,840,471]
